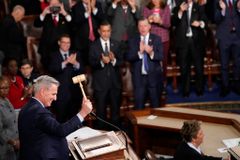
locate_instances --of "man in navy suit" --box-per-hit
[126,18,163,110]
[89,20,123,129]
[215,0,240,97]
[18,75,92,160]
[48,34,83,123]
[174,120,227,160]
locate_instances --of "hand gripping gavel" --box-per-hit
[72,74,87,98]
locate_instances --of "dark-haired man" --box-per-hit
[89,21,123,129]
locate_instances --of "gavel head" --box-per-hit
[72,74,86,84]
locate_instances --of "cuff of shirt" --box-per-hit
[111,58,116,66]
[40,14,45,21]
[77,113,84,122]
[221,10,226,16]
[100,60,105,67]
[199,21,205,28]
[65,14,72,22]
[112,3,117,9]
[73,62,80,69]
[131,8,136,13]
[84,12,89,18]
[150,52,154,59]
[138,51,143,59]
[178,12,183,19]
[93,8,98,15]
[62,62,66,69]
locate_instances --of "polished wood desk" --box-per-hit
[126,107,240,158]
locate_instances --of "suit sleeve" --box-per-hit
[89,43,103,69]
[36,110,82,137]
[126,38,141,62]
[152,35,163,61]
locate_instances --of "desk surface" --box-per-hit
[127,107,240,158]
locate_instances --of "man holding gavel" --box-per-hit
[18,75,92,160]
[89,20,123,129]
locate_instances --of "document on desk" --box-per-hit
[222,137,240,148]
[66,127,102,142]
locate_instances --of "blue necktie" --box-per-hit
[143,37,149,73]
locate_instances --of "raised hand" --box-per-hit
[91,0,96,11]
[79,98,93,118]
[59,3,68,16]
[109,51,115,61]
[127,0,136,10]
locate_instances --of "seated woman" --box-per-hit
[0,76,20,160]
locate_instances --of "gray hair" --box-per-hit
[33,75,59,94]
[12,5,25,13]
[180,120,202,142]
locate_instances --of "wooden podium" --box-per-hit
[67,128,139,160]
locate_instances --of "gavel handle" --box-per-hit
[79,82,86,98]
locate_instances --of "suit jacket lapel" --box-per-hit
[97,39,104,54]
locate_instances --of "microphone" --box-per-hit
[89,112,129,152]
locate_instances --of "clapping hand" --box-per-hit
[101,53,111,64]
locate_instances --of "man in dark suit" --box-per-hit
[174,120,227,160]
[48,34,83,122]
[172,0,207,97]
[89,20,123,129]
[107,0,141,42]
[215,0,240,97]
[126,18,163,110]
[0,5,26,62]
[18,75,92,160]
[71,0,105,65]
[34,0,72,70]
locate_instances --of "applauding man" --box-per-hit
[89,21,123,129]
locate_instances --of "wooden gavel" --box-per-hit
[72,74,87,98]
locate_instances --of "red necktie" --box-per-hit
[88,15,95,41]
[53,15,58,27]
[122,8,128,41]
[229,0,233,11]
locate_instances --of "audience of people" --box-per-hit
[0,0,240,159]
